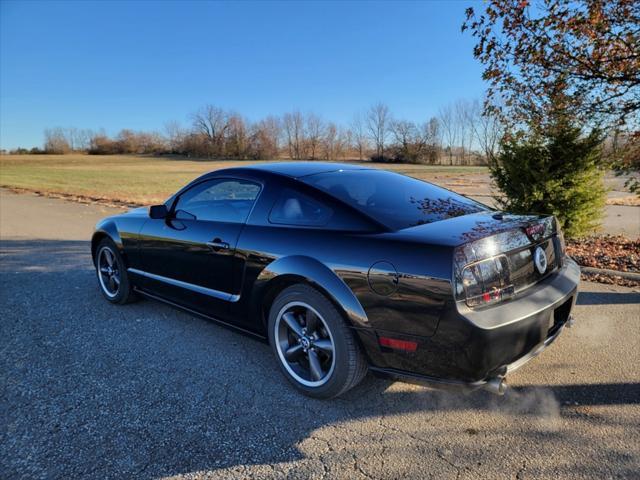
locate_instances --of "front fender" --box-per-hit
[253,255,369,329]
[91,219,123,265]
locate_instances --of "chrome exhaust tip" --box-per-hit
[566,315,575,328]
[484,377,508,395]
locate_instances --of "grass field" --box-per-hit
[0,154,488,206]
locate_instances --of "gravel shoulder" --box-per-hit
[1,189,639,479]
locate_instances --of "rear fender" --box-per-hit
[252,255,369,329]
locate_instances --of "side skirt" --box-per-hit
[133,287,267,342]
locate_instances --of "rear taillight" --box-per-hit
[453,215,558,308]
[459,255,514,308]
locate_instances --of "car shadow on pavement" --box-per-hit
[2,239,639,479]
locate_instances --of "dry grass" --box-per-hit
[0,154,487,206]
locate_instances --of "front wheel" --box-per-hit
[95,238,136,304]
[268,284,367,399]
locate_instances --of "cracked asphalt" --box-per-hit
[1,189,639,479]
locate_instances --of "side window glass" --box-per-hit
[269,188,333,226]
[174,179,261,223]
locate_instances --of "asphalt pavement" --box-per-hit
[1,189,639,479]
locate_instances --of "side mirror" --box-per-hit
[149,204,168,219]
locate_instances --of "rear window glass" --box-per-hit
[301,169,487,230]
[269,188,333,226]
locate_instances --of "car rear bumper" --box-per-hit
[369,306,575,393]
[358,257,580,388]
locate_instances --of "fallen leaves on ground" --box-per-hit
[606,195,640,206]
[568,235,640,287]
[580,271,639,288]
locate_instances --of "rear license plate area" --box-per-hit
[548,297,572,337]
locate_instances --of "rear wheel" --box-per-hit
[95,238,135,304]
[268,284,367,398]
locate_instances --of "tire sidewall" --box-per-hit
[95,239,131,304]
[268,284,353,399]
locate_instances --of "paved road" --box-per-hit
[1,189,639,479]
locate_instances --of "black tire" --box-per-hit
[268,284,367,399]
[94,238,136,305]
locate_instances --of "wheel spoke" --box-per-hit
[282,312,304,338]
[100,272,110,285]
[100,267,110,274]
[313,339,333,355]
[305,309,318,333]
[284,344,304,361]
[308,350,324,381]
[104,249,114,266]
[112,276,121,286]
[108,276,116,292]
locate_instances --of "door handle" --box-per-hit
[206,238,230,251]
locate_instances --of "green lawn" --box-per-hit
[0,154,488,206]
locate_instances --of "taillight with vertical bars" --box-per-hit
[453,216,557,308]
[458,254,515,307]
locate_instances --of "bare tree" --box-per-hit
[37,98,501,164]
[367,102,390,159]
[422,117,440,164]
[454,99,475,164]
[43,127,71,154]
[165,120,186,154]
[468,99,503,161]
[305,113,325,160]
[261,115,281,154]
[64,127,78,151]
[322,122,350,161]
[282,111,305,160]
[340,128,352,160]
[76,129,93,151]
[248,116,281,159]
[225,114,248,158]
[43,127,92,153]
[191,105,230,157]
[116,129,139,153]
[350,112,369,160]
[390,120,417,150]
[390,119,439,164]
[438,104,458,165]
[88,128,116,155]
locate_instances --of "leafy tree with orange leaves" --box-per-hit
[464,0,639,198]
[463,0,639,128]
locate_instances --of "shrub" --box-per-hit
[369,154,395,163]
[88,135,118,155]
[491,115,606,238]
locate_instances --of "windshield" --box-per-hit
[301,169,488,230]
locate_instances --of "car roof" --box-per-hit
[221,162,372,179]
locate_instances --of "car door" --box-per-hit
[136,177,261,319]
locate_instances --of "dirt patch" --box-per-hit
[2,186,134,210]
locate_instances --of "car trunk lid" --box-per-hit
[393,211,562,303]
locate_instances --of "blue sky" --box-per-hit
[0,0,486,149]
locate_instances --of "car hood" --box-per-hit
[124,206,149,216]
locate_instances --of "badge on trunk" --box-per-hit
[534,246,548,274]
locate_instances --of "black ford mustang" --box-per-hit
[92,162,579,398]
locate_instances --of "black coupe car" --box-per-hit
[92,163,579,398]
